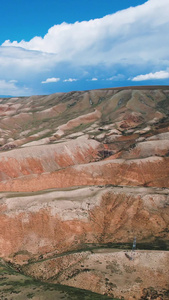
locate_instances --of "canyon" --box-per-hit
[0,86,169,299]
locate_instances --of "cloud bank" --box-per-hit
[0,0,169,95]
[0,80,30,96]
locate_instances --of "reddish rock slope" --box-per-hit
[0,186,168,261]
[0,86,169,299]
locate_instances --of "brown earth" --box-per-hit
[22,250,169,300]
[0,86,169,299]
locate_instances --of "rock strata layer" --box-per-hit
[0,186,168,261]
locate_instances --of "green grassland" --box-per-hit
[0,259,117,300]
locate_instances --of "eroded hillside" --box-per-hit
[0,86,169,299]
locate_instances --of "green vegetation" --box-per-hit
[0,260,117,300]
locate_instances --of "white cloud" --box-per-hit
[2,0,169,67]
[107,74,125,81]
[9,79,18,83]
[0,79,30,96]
[41,77,60,84]
[0,0,169,94]
[63,78,77,82]
[91,78,98,81]
[0,46,56,82]
[132,70,169,81]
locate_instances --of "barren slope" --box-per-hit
[0,86,169,300]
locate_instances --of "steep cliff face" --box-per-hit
[0,86,169,299]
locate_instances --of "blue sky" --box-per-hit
[0,0,169,96]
